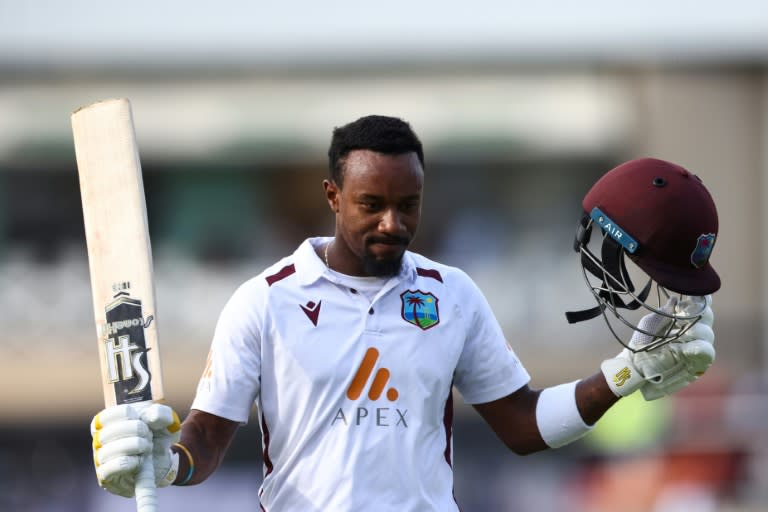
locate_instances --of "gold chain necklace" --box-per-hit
[324,239,334,268]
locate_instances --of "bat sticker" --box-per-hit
[102,293,154,403]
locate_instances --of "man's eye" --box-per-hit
[361,202,379,210]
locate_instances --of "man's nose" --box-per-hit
[379,208,405,234]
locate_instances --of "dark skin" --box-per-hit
[172,149,619,483]
[323,150,421,277]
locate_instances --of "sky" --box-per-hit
[2,0,768,67]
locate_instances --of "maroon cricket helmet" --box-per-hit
[581,157,719,296]
[565,158,720,350]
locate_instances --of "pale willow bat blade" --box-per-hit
[72,98,164,512]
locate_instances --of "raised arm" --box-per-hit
[472,373,618,455]
[473,296,715,453]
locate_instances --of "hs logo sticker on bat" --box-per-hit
[100,293,154,403]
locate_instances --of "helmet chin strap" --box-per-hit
[566,213,652,324]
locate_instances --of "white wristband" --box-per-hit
[535,380,593,448]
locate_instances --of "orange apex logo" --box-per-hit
[347,347,399,402]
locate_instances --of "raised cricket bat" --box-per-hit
[72,98,164,512]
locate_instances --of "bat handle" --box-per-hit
[135,453,157,512]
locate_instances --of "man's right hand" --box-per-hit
[90,403,181,497]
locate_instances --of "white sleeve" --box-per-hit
[191,279,264,423]
[453,277,530,404]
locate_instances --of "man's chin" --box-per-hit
[362,254,403,277]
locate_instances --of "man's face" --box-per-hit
[325,149,423,277]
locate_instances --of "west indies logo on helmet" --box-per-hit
[566,157,719,352]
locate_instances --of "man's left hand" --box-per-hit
[638,295,715,400]
[601,295,715,400]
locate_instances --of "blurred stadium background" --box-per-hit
[1,1,767,510]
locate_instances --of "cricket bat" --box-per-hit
[72,98,164,512]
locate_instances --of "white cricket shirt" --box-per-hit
[192,237,530,511]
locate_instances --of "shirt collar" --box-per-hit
[294,237,416,287]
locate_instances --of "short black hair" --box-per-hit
[327,115,424,187]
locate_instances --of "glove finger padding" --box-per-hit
[675,339,716,375]
[91,403,140,435]
[672,322,714,346]
[91,403,181,496]
[95,456,142,497]
[96,419,150,448]
[96,436,153,465]
[140,403,180,433]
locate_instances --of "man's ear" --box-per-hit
[323,179,340,213]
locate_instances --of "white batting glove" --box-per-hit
[91,402,181,497]
[601,297,678,397]
[640,295,715,400]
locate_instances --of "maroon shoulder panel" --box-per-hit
[416,267,443,283]
[265,264,296,286]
